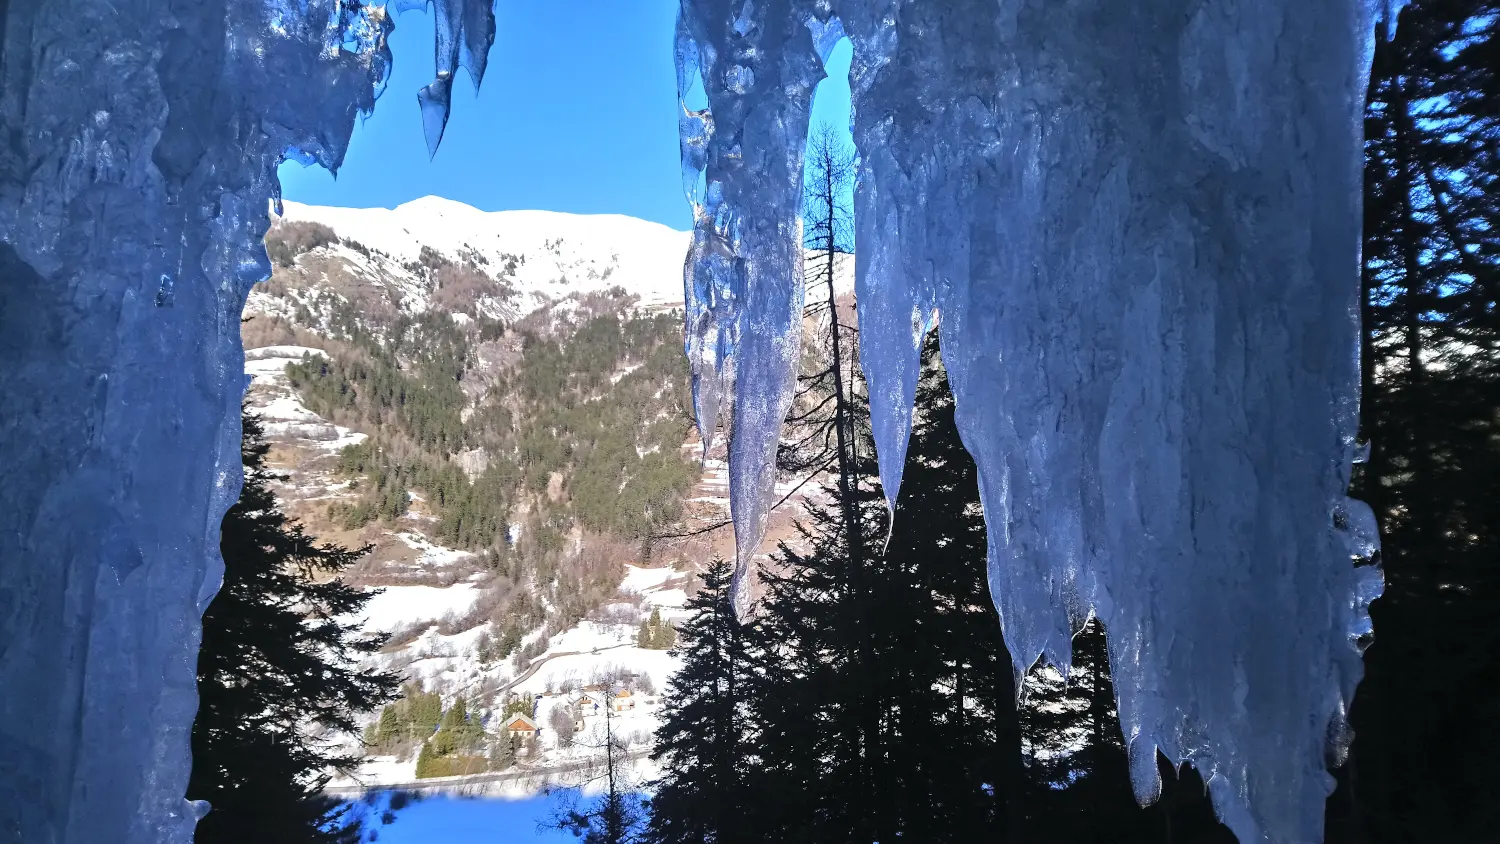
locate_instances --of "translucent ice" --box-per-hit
[678,1,1393,840]
[676,1,827,616]
[0,0,490,840]
[397,0,498,157]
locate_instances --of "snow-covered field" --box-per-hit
[396,531,478,568]
[621,564,692,623]
[360,582,483,633]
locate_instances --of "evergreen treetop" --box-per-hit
[187,411,399,844]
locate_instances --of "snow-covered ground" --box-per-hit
[395,531,477,568]
[620,564,692,623]
[243,345,367,451]
[328,564,694,794]
[359,582,483,633]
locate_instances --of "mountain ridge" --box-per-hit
[273,196,691,319]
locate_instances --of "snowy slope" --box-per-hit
[240,201,824,796]
[278,196,691,316]
[244,346,367,451]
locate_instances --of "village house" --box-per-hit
[574,691,603,716]
[613,688,635,712]
[505,712,537,739]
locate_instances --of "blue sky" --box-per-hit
[278,1,853,232]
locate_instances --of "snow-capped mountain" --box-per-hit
[238,198,765,794]
[236,196,853,795]
[266,196,691,321]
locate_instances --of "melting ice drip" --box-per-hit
[676,1,1398,841]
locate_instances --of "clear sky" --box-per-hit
[277,2,853,233]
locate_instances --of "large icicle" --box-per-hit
[676,0,828,616]
[679,1,1389,840]
[0,1,491,841]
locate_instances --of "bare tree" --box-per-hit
[792,122,883,844]
[780,123,861,486]
[545,702,645,844]
[548,701,577,746]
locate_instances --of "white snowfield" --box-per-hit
[395,531,477,569]
[509,647,680,701]
[621,564,692,622]
[279,196,691,314]
[359,582,481,633]
[243,345,368,451]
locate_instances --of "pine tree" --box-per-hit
[430,697,465,756]
[407,685,443,741]
[644,559,756,844]
[880,334,1026,842]
[187,412,399,844]
[748,443,887,843]
[490,733,518,771]
[637,607,677,650]
[745,334,1030,843]
[373,704,401,748]
[1327,3,1500,841]
[415,741,436,780]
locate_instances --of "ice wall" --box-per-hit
[678,1,1389,841]
[0,1,490,841]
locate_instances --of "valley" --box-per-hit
[239,197,830,793]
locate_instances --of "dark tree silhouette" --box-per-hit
[188,412,398,844]
[1326,3,1500,841]
[548,702,646,844]
[643,559,755,844]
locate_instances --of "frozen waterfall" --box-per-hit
[0,1,493,841]
[0,0,1386,840]
[678,1,1389,842]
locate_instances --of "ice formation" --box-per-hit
[0,0,1391,838]
[678,1,1392,841]
[0,1,491,841]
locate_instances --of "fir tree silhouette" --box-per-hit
[1326,2,1500,840]
[643,558,755,844]
[187,411,398,843]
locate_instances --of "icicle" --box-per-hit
[680,1,1385,840]
[676,0,825,616]
[407,0,498,158]
[854,138,935,519]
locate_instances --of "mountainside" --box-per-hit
[239,197,854,791]
[239,197,711,787]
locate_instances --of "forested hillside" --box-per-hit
[240,202,705,726]
[238,198,844,793]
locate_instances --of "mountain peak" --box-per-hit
[273,198,692,315]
